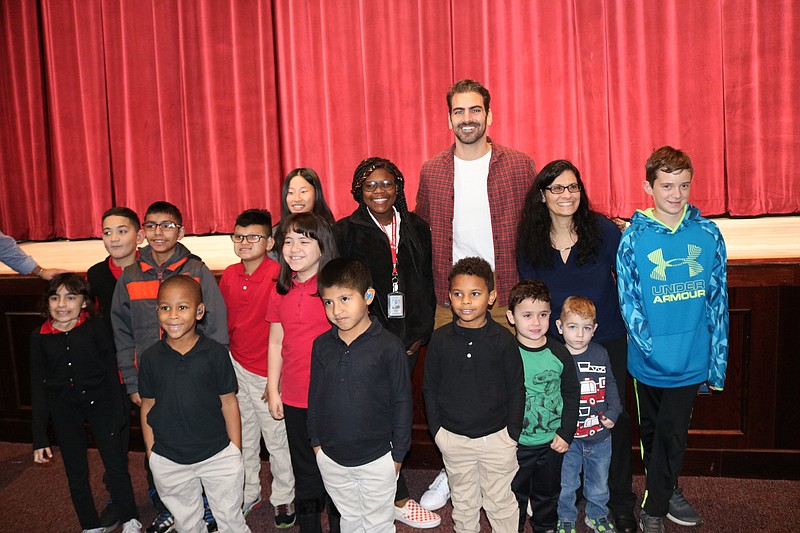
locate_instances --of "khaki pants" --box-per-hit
[435,427,519,533]
[434,304,513,332]
[150,442,251,533]
[316,450,396,533]
[231,357,295,507]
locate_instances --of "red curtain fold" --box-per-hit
[0,0,54,240]
[0,0,797,240]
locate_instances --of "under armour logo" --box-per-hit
[648,245,703,281]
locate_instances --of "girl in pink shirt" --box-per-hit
[265,212,339,533]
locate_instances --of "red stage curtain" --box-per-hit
[0,1,797,240]
[0,1,53,240]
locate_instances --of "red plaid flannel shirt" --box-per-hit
[415,138,536,307]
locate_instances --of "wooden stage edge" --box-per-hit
[2,215,799,276]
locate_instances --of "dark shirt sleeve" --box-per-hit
[307,340,323,448]
[388,341,413,463]
[553,340,580,445]
[198,265,230,347]
[215,344,238,395]
[422,333,443,438]
[29,331,50,450]
[504,337,526,441]
[599,347,622,423]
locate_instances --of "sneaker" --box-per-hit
[122,519,143,533]
[99,500,120,532]
[557,519,577,533]
[667,486,703,526]
[585,516,616,532]
[83,529,107,533]
[275,503,296,529]
[639,510,665,533]
[394,499,441,528]
[613,514,637,533]
[419,469,450,511]
[242,495,263,518]
[146,511,175,533]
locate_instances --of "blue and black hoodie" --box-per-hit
[616,204,728,389]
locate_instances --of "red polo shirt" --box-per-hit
[219,258,280,376]
[265,274,330,409]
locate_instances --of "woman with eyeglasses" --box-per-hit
[516,159,637,533]
[332,157,441,529]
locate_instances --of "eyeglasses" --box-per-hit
[142,221,182,232]
[230,234,270,243]
[362,179,397,192]
[544,183,582,195]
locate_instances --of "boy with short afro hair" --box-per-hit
[423,256,525,532]
[308,257,412,532]
[555,296,621,533]
[139,276,250,532]
[506,280,579,533]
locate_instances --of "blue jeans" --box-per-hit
[557,436,612,521]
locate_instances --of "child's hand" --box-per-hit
[600,415,616,429]
[268,395,284,420]
[550,434,569,453]
[33,447,52,464]
[313,446,320,455]
[129,392,142,406]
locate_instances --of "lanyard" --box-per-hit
[378,210,399,292]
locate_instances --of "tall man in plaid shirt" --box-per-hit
[415,79,537,513]
[416,79,536,328]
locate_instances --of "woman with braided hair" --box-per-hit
[333,157,440,529]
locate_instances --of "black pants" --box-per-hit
[393,348,419,504]
[284,404,340,525]
[50,387,138,529]
[602,336,636,517]
[634,380,698,517]
[511,443,563,533]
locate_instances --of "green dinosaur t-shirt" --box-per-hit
[519,344,564,446]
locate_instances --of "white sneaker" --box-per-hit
[122,518,143,533]
[419,469,450,511]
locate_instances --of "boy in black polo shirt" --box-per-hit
[308,258,412,532]
[139,276,251,532]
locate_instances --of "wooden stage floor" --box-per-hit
[2,215,799,276]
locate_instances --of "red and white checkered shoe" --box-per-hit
[394,499,442,529]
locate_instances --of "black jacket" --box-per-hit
[334,206,436,349]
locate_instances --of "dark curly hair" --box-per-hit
[350,157,426,274]
[517,159,601,269]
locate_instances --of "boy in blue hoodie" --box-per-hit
[616,146,728,533]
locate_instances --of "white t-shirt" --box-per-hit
[452,150,495,269]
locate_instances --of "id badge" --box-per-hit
[387,291,405,318]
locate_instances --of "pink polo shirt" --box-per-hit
[219,258,280,377]
[265,274,330,408]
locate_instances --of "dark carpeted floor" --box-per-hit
[0,441,797,532]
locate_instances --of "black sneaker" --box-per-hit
[667,486,703,526]
[146,510,175,533]
[639,510,664,533]
[98,500,120,533]
[275,503,296,529]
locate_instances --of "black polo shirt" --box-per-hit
[138,334,237,464]
[307,317,412,467]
